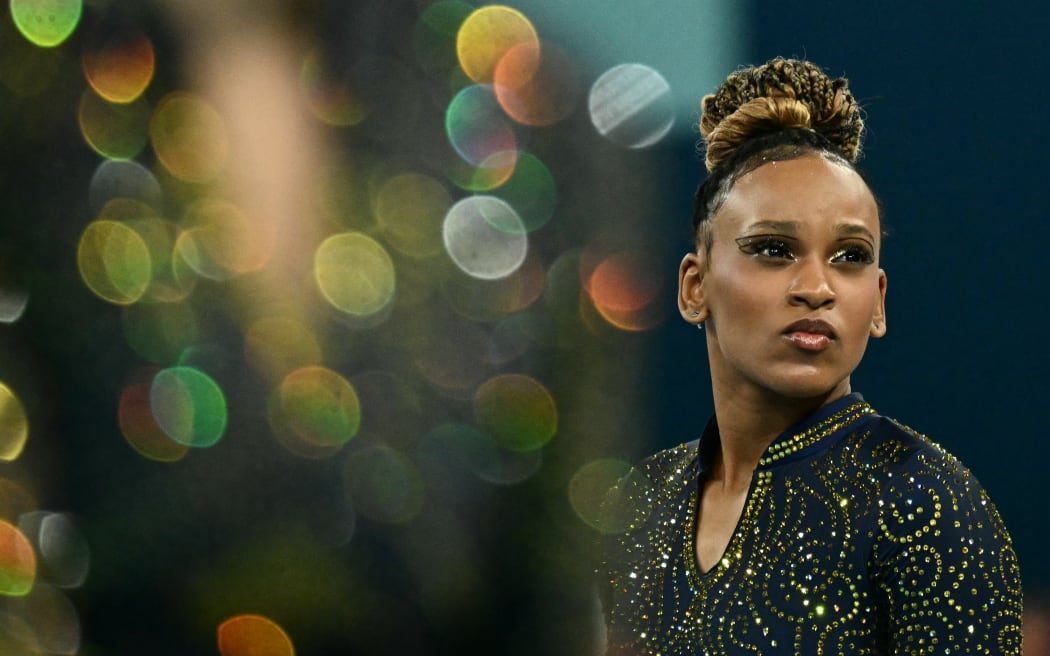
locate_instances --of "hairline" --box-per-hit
[695,147,876,252]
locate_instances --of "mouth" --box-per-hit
[783,318,837,351]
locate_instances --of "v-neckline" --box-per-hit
[691,470,759,577]
[684,394,872,584]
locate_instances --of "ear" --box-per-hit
[678,251,708,326]
[870,268,887,338]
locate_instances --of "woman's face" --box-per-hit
[678,153,887,402]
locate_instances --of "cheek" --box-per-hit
[708,269,778,325]
[842,281,882,334]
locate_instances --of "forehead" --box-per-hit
[713,154,879,240]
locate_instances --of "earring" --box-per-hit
[691,311,700,317]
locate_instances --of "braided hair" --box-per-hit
[692,57,868,247]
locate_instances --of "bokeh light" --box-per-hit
[493,42,580,127]
[450,152,517,192]
[413,315,490,397]
[18,583,78,650]
[442,195,528,280]
[416,423,500,487]
[490,152,556,232]
[374,173,451,259]
[487,311,547,365]
[77,89,150,159]
[81,23,155,103]
[116,211,198,304]
[456,5,538,83]
[418,422,545,486]
[217,614,294,656]
[0,582,81,654]
[10,0,82,48]
[150,92,229,183]
[76,220,152,305]
[0,289,29,324]
[244,317,323,383]
[314,232,397,316]
[0,383,29,462]
[17,511,89,589]
[0,612,35,653]
[150,367,227,448]
[473,374,557,452]
[270,366,360,456]
[446,84,518,170]
[344,445,424,523]
[475,443,543,485]
[589,63,674,149]
[122,302,199,365]
[0,519,36,596]
[177,198,274,280]
[300,49,367,127]
[568,458,633,531]
[0,0,775,651]
[443,250,546,322]
[118,381,189,462]
[88,159,162,213]
[585,250,666,331]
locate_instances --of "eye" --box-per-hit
[735,235,796,260]
[830,243,875,265]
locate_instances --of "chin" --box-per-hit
[763,370,850,401]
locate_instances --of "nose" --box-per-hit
[789,258,835,309]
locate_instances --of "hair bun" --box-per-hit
[698,57,863,172]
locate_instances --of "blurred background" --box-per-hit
[0,0,1046,653]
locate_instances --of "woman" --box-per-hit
[598,57,1023,655]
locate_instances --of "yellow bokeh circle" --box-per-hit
[314,232,396,316]
[456,5,538,83]
[150,92,228,184]
[0,384,28,462]
[472,374,557,452]
[77,220,152,305]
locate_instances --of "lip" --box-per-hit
[783,318,837,351]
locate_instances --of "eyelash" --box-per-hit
[735,237,875,265]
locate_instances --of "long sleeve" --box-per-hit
[871,444,1024,654]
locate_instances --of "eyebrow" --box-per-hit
[741,220,800,235]
[834,223,876,243]
[740,220,876,243]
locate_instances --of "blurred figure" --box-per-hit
[1026,592,1050,655]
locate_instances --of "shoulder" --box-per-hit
[853,414,1004,523]
[863,412,1018,582]
[861,415,1024,651]
[847,414,986,488]
[635,439,699,485]
[598,440,698,533]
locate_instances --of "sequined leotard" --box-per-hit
[598,394,1023,655]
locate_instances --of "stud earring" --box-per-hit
[691,311,700,317]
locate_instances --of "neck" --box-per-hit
[708,381,849,491]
